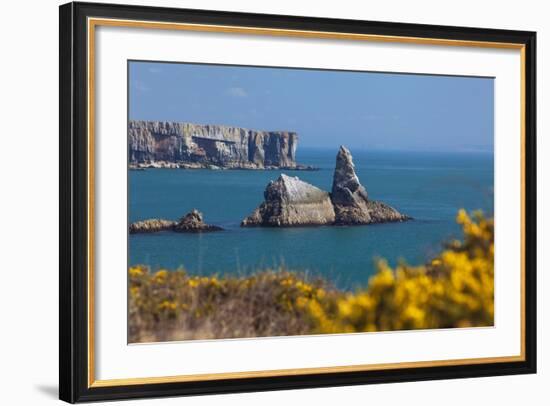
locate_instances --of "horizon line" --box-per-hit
[297,145,494,155]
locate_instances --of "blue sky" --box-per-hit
[129,61,494,152]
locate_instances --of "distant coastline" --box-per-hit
[128,160,316,171]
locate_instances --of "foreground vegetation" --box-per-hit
[129,210,493,343]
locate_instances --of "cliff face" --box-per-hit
[128,120,300,169]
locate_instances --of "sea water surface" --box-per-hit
[129,149,493,290]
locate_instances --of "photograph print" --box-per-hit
[128,61,494,343]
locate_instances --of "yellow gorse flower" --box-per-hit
[129,266,145,277]
[296,209,494,333]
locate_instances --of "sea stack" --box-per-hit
[241,146,409,227]
[241,174,336,227]
[331,146,372,224]
[331,146,409,224]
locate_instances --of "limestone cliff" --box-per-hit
[128,120,310,169]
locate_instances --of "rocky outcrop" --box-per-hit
[173,209,223,232]
[331,146,372,224]
[129,120,313,170]
[129,210,222,234]
[242,147,410,227]
[331,146,409,224]
[241,174,336,227]
[129,219,176,234]
[364,200,410,223]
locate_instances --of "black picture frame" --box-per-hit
[59,1,537,403]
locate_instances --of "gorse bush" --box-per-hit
[129,268,330,342]
[298,209,494,333]
[129,209,494,342]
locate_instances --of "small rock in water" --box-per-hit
[129,210,223,233]
[174,209,223,232]
[129,219,176,234]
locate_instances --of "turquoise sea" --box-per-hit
[129,149,493,290]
